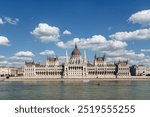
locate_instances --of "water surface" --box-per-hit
[0,81,150,100]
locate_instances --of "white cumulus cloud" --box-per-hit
[57,35,127,51]
[31,23,60,43]
[0,36,10,46]
[0,53,34,67]
[9,56,33,62]
[103,49,149,66]
[0,17,19,25]
[141,49,150,52]
[63,30,72,35]
[40,50,55,55]
[0,18,4,24]
[8,56,33,66]
[104,49,145,59]
[110,28,150,41]
[129,9,150,26]
[4,17,19,25]
[58,56,66,63]
[0,55,5,60]
[15,51,35,57]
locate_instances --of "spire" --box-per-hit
[65,48,68,64]
[83,49,87,64]
[75,43,77,49]
[94,52,97,66]
[127,59,128,64]
[46,57,49,66]
[103,54,106,60]
[94,52,97,59]
[56,55,58,60]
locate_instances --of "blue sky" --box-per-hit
[0,0,150,66]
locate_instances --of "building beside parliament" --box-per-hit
[24,44,130,78]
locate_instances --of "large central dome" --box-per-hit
[71,44,81,56]
[70,44,82,64]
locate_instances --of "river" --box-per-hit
[0,80,150,100]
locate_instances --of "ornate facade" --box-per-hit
[0,67,23,77]
[24,44,130,78]
[130,65,150,76]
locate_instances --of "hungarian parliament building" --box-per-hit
[24,44,131,78]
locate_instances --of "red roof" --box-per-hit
[71,48,81,56]
[71,44,81,56]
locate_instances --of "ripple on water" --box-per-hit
[0,81,150,100]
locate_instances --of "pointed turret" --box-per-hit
[94,52,97,59]
[127,59,128,64]
[103,54,106,61]
[93,52,97,66]
[75,43,77,49]
[65,48,68,64]
[83,49,87,64]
